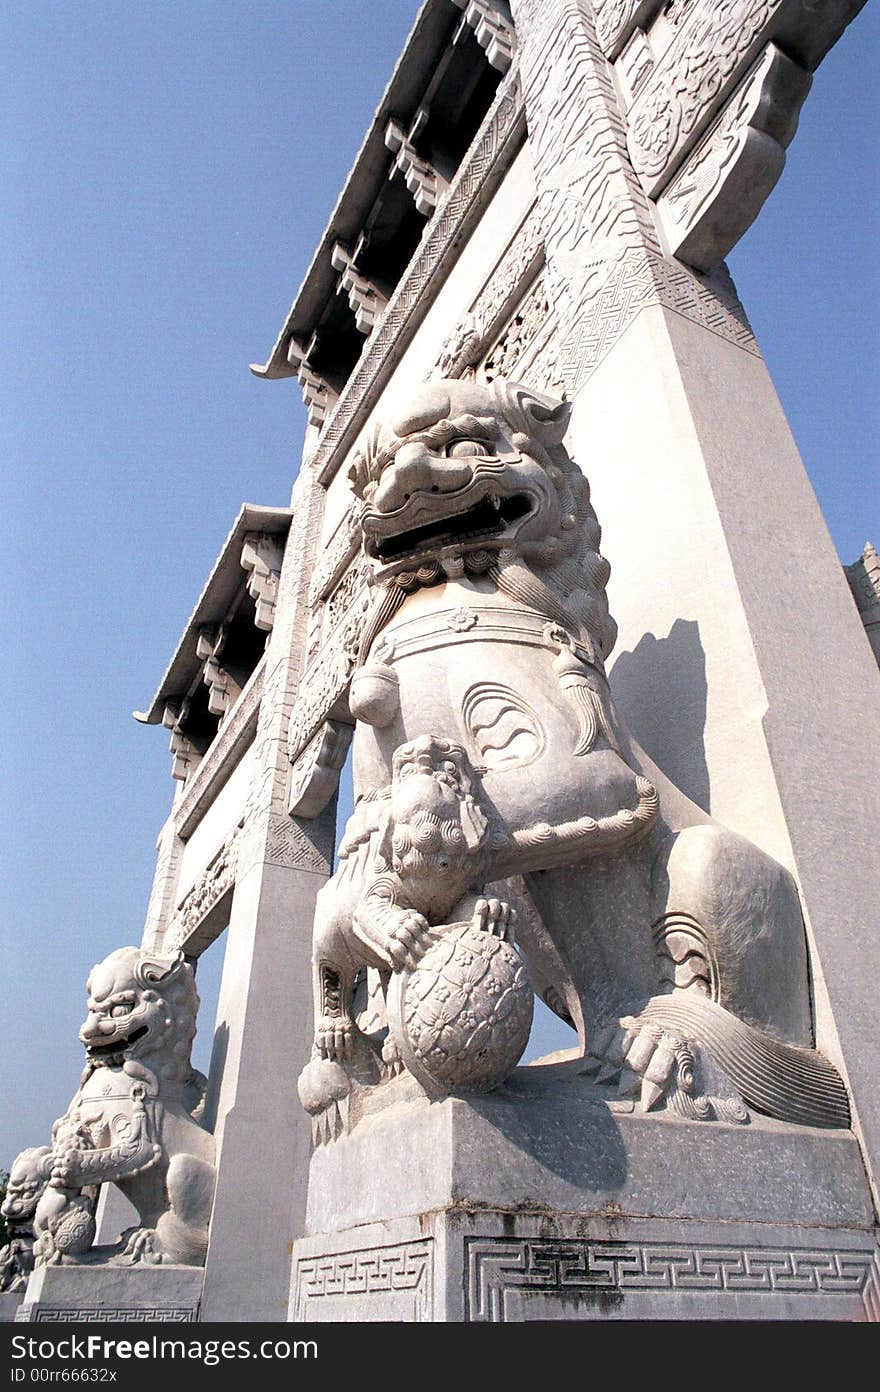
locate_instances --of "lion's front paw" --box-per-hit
[387,911,432,972]
[472,897,517,941]
[34,1232,61,1268]
[583,1014,749,1124]
[380,1032,405,1077]
[117,1227,164,1266]
[315,1015,355,1063]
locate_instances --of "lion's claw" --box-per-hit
[387,911,431,972]
[316,1017,354,1063]
[472,897,516,941]
[118,1226,164,1266]
[583,1013,749,1124]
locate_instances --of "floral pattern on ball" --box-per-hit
[394,922,533,1093]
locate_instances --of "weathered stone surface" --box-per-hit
[0,1294,24,1323]
[294,1072,878,1321]
[294,1211,880,1322]
[304,1067,872,1236]
[17,1261,203,1322]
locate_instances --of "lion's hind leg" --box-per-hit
[651,823,812,1045]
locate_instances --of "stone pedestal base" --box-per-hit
[291,1066,880,1321]
[0,1293,24,1323]
[16,1255,203,1322]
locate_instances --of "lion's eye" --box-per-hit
[111,1003,132,1018]
[446,439,484,458]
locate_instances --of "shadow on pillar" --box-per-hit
[610,619,710,814]
[202,1022,229,1135]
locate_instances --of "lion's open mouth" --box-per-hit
[84,1024,149,1058]
[370,491,533,562]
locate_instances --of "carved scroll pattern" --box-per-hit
[480,274,560,391]
[626,0,778,195]
[432,206,546,379]
[593,0,664,60]
[288,719,353,820]
[324,558,371,636]
[288,592,371,763]
[309,505,362,606]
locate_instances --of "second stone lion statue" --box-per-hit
[34,947,215,1268]
[300,376,848,1135]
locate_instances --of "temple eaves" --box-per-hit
[249,0,513,392]
[133,503,293,728]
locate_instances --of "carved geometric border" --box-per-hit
[561,247,758,397]
[294,1240,434,1321]
[464,1238,880,1322]
[21,1307,197,1322]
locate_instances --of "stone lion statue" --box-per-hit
[0,1147,55,1292]
[34,948,215,1267]
[301,376,847,1135]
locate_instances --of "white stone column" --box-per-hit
[511,0,880,1203]
[197,464,336,1322]
[141,810,185,953]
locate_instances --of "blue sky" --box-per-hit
[1,1,877,1164]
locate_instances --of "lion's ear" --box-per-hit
[492,380,571,446]
[134,951,186,990]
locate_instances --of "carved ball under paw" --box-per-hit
[387,921,533,1094]
[297,1058,352,1147]
[51,1200,96,1257]
[297,1058,351,1116]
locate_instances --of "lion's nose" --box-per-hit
[79,1011,107,1042]
[374,441,473,512]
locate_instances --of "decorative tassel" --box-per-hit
[552,646,619,757]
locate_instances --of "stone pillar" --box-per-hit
[510,0,880,1204]
[141,809,185,953]
[198,464,336,1323]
